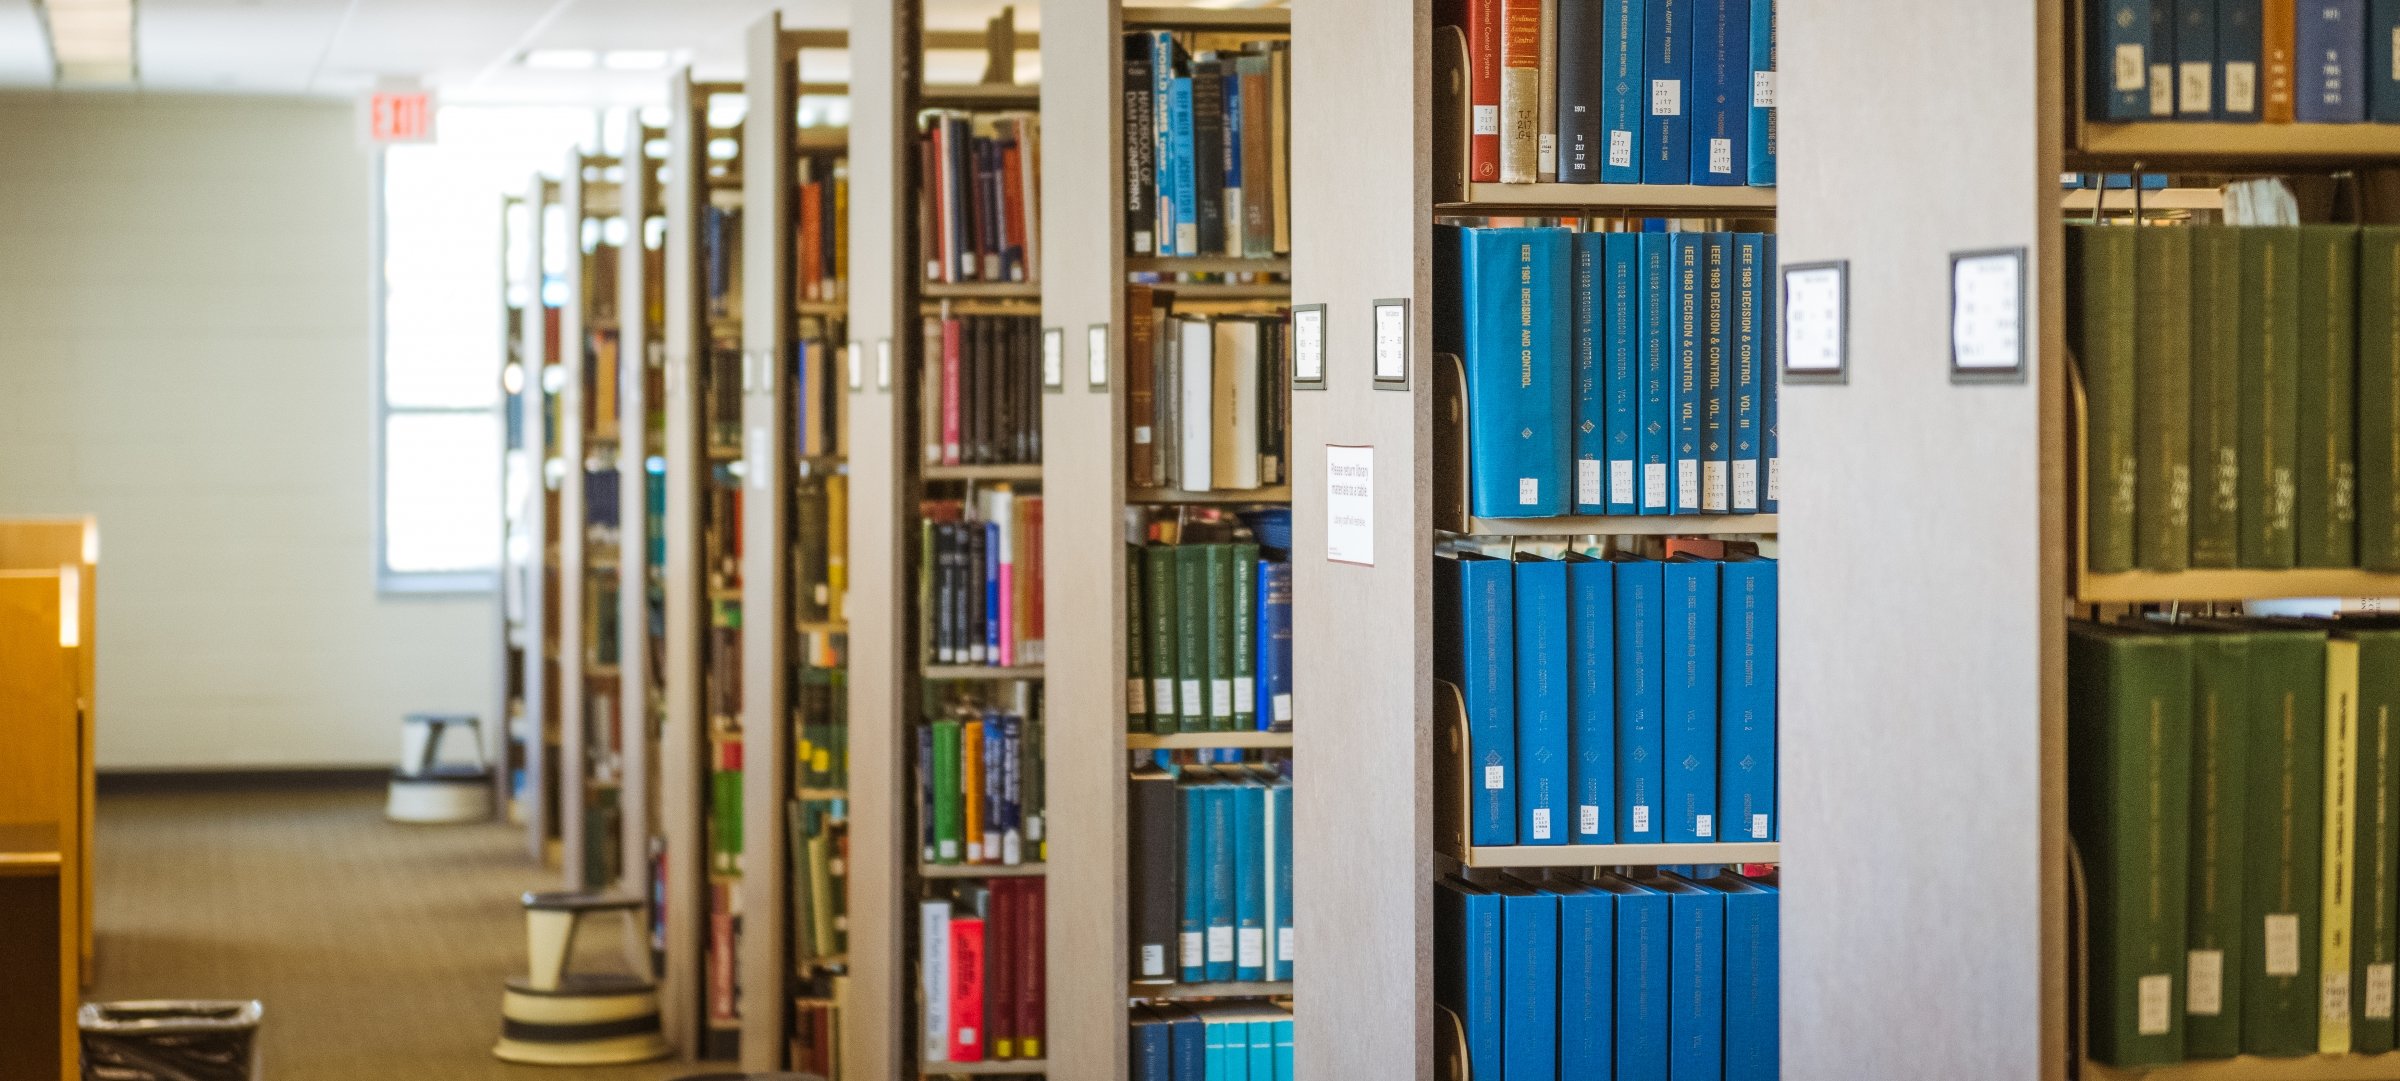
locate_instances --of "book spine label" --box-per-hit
[1638,233,1673,514]
[1644,0,1692,183]
[1602,0,1647,183]
[2177,0,2218,116]
[1747,0,1775,184]
[1515,558,1572,844]
[2323,638,2361,1053]
[2090,0,2158,119]
[2190,227,2243,568]
[1469,0,1505,182]
[1558,0,1604,182]
[2296,226,2359,568]
[2266,0,2299,120]
[1568,559,1618,843]
[1719,560,1777,840]
[2297,0,2368,121]
[1500,0,1543,183]
[1615,561,1664,839]
[1663,561,1720,842]
[1574,233,1609,512]
[1700,233,1733,512]
[2375,0,2400,121]
[2366,228,2400,570]
[2242,228,2301,569]
[1605,233,1643,514]
[1670,234,1706,513]
[1690,0,1749,184]
[2220,0,2266,118]
[2135,226,2193,571]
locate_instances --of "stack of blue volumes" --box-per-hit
[1437,870,1780,1081]
[2084,0,2400,124]
[1436,549,1777,847]
[1130,1001,1294,1081]
[1436,224,1781,522]
[1127,763,1296,987]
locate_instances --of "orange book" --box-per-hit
[961,717,985,862]
[2264,0,2296,122]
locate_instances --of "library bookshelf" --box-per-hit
[619,111,667,955]
[519,173,565,870]
[560,149,627,892]
[499,192,532,834]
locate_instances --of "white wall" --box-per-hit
[0,95,496,770]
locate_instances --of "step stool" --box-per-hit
[492,891,670,1066]
[386,711,494,824]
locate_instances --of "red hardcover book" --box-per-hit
[948,915,987,1061]
[1466,0,1502,182]
[1001,138,1028,282]
[798,181,821,304]
[923,125,948,282]
[1021,878,1046,1058]
[1024,497,1045,660]
[988,881,1018,1058]
[942,317,964,465]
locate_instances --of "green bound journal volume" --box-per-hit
[2359,228,2400,570]
[2240,228,2301,569]
[2190,226,2244,569]
[2071,225,2140,575]
[2136,226,2194,572]
[2295,225,2359,568]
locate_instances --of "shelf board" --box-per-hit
[1458,841,1780,869]
[1145,282,1291,301]
[1127,255,1290,275]
[924,665,1045,681]
[920,83,1042,110]
[794,300,847,317]
[1128,980,1293,1001]
[920,1061,1046,1077]
[1127,732,1295,751]
[925,463,1043,482]
[1128,485,1292,506]
[2073,121,2400,166]
[1123,6,1291,31]
[919,862,1047,879]
[922,281,1041,300]
[2059,186,2223,212]
[2076,567,2400,604]
[1454,513,1778,537]
[2082,1054,2400,1081]
[1441,182,1777,214]
[794,786,848,801]
[796,620,848,635]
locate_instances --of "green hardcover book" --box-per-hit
[932,718,964,864]
[2241,227,2302,569]
[2136,226,2193,571]
[1204,543,1237,732]
[1128,542,1151,733]
[2181,624,2253,1058]
[2359,228,2400,570]
[2191,226,2244,568]
[2351,626,2400,1051]
[2070,224,2139,575]
[1173,544,1210,732]
[1144,544,1181,735]
[2067,621,2192,1066]
[1231,542,1260,731]
[2226,620,2329,1054]
[2297,225,2360,568]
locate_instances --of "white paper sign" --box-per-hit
[1042,327,1065,389]
[1373,302,1408,383]
[1952,249,2025,375]
[1326,444,1374,566]
[1293,307,1325,383]
[1783,263,1847,377]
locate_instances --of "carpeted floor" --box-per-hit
[90,786,705,1081]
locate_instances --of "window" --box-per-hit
[375,106,595,592]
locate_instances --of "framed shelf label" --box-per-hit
[876,338,892,391]
[1782,260,1848,384]
[1043,327,1065,391]
[1292,304,1327,389]
[1326,444,1375,566]
[1088,324,1111,389]
[847,339,865,392]
[1373,299,1410,388]
[1950,247,2026,382]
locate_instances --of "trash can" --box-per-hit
[79,1001,262,1081]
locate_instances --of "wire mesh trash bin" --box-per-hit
[79,1001,262,1081]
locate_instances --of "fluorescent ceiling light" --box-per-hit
[521,49,597,70]
[600,50,670,71]
[39,0,138,86]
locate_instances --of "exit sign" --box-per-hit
[366,89,435,145]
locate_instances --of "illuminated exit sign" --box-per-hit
[365,88,436,145]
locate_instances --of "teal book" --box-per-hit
[1699,232,1734,513]
[1669,233,1707,513]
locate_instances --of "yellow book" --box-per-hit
[962,717,986,864]
[827,473,849,623]
[2324,637,2363,1053]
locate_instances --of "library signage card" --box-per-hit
[876,338,892,392]
[1950,247,2026,382]
[1326,445,1375,566]
[1292,304,1326,389]
[1042,328,1064,391]
[848,340,865,392]
[1782,260,1848,383]
[1373,299,1410,387]
[1088,325,1110,389]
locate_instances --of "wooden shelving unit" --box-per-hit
[618,114,667,942]
[520,173,565,870]
[498,191,534,833]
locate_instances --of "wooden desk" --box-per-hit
[0,822,72,1081]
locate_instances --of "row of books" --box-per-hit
[794,154,848,304]
[1456,0,1777,187]
[793,667,848,791]
[1130,763,1296,986]
[2086,0,2400,122]
[920,879,1048,1063]
[1439,549,1778,846]
[1440,225,1781,520]
[793,336,851,460]
[919,111,1041,284]
[1438,870,1778,1081]
[1122,31,1292,259]
[790,989,846,1079]
[921,489,1046,668]
[2069,223,2400,573]
[707,877,745,1044]
[919,708,1048,868]
[2072,616,2400,1065]
[1129,1002,1296,1081]
[918,314,1044,467]
[793,471,849,629]
[1126,289,1292,493]
[787,797,848,965]
[1128,538,1294,735]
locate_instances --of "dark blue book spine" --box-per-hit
[1560,0,1606,183]
[2376,0,2400,121]
[1691,0,1750,185]
[1668,883,1728,1081]
[1151,33,1179,255]
[1747,0,1776,185]
[985,521,1002,661]
[1271,780,1294,980]
[1256,559,1293,729]
[1223,65,1245,234]
[1464,227,1571,518]
[1644,0,1692,183]
[1639,232,1674,514]
[1614,559,1665,841]
[1232,781,1265,981]
[2219,0,2264,119]
[1723,883,1782,1081]
[1605,233,1643,514]
[1133,1012,1172,1081]
[1171,75,1199,256]
[1670,233,1707,513]
[1437,880,1504,1081]
[1603,0,1647,183]
[1731,233,1763,512]
[1568,556,1618,844]
[1700,233,1734,512]
[1663,559,1721,842]
[1170,1010,1206,1081]
[1761,234,1779,512]
[1461,555,1518,845]
[2089,0,2159,119]
[2176,0,2218,116]
[1719,559,1778,840]
[1557,887,1615,1079]
[1502,889,1561,1081]
[2151,0,2179,116]
[1574,232,1609,512]
[1615,887,1671,1079]
[1203,783,1235,981]
[1515,556,1573,845]
[2298,0,2368,120]
[1180,782,1208,981]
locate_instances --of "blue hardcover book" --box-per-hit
[1232,779,1266,981]
[1203,780,1236,981]
[1496,878,1560,1081]
[1164,1004,1206,1081]
[1574,232,1608,512]
[1605,232,1642,514]
[1760,234,1779,512]
[1247,1019,1275,1081]
[1180,778,1209,981]
[985,520,1002,660]
[1607,875,1673,1080]
[1270,778,1294,980]
[1719,877,1781,1081]
[1436,552,1519,845]
[1669,233,1707,513]
[1602,0,1647,183]
[1553,881,1616,1080]
[1567,554,1619,844]
[2219,0,2264,120]
[1134,1006,1174,1081]
[1224,65,1245,248]
[1644,0,1693,183]
[1170,74,1199,256]
[1659,875,1728,1081]
[1719,557,1777,841]
[1663,558,1721,842]
[1256,559,1293,730]
[1637,232,1674,514]
[2089,0,2157,119]
[1731,232,1763,513]
[1204,1014,1233,1081]
[1150,32,1181,256]
[1700,233,1734,512]
[1690,0,1750,185]
[1440,225,1571,517]
[1747,0,1776,185]
[2375,0,2400,121]
[1614,557,1666,841]
[1273,1019,1293,1081]
[1560,0,1606,182]
[1436,877,1504,1081]
[2150,0,2177,117]
[2175,0,2216,116]
[1515,554,1573,845]
[2298,0,2368,121]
